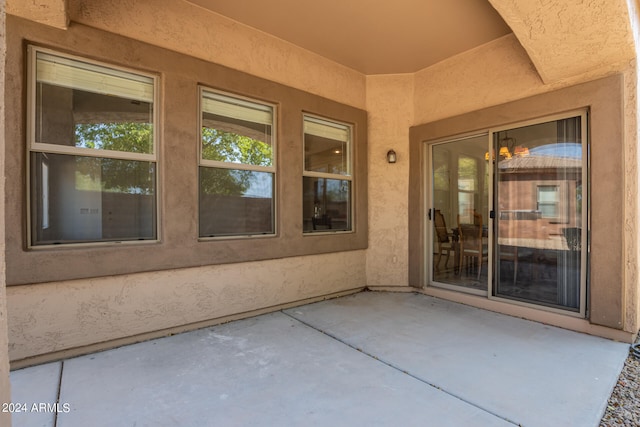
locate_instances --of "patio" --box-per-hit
[10,291,629,427]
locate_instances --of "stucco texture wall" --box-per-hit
[8,251,366,361]
[0,0,12,422]
[488,0,635,83]
[624,63,639,334]
[365,75,414,287]
[67,0,366,110]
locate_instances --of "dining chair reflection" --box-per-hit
[434,210,453,272]
[458,211,488,280]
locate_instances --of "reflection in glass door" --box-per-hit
[430,134,489,292]
[493,113,586,312]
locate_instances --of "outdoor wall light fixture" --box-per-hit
[387,149,397,164]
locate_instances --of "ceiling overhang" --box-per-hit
[7,0,637,83]
[488,0,635,83]
[7,0,68,30]
[185,0,512,75]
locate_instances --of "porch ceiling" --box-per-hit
[9,1,635,81]
[185,0,512,75]
[185,0,635,81]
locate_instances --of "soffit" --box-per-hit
[185,0,512,75]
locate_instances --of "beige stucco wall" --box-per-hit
[414,35,542,124]
[0,0,12,423]
[414,33,637,124]
[365,74,414,287]
[9,251,366,362]
[624,64,639,334]
[625,0,640,332]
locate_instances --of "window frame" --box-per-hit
[302,113,354,234]
[26,45,161,249]
[197,86,278,240]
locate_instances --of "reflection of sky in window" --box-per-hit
[529,143,581,159]
[244,172,273,198]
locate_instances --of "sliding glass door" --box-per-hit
[427,111,587,314]
[430,134,489,293]
[493,113,587,312]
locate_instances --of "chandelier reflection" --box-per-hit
[485,131,530,160]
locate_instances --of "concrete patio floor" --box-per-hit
[10,291,630,427]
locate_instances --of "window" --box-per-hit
[199,89,276,237]
[28,47,158,246]
[457,155,478,224]
[303,115,352,232]
[537,185,560,218]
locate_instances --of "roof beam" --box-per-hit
[8,0,68,30]
[489,0,635,83]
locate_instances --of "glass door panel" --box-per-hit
[431,135,489,292]
[494,115,585,311]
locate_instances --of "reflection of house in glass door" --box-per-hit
[494,113,586,312]
[428,111,587,315]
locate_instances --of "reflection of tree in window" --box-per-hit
[75,122,153,152]
[74,123,154,195]
[457,156,477,191]
[200,127,272,196]
[201,127,272,165]
[458,156,478,222]
[325,180,348,200]
[433,164,449,191]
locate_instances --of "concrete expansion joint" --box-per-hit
[280,310,520,426]
[54,360,64,427]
